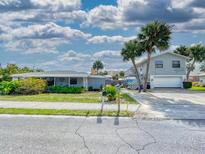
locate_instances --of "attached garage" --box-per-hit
[150,75,184,88]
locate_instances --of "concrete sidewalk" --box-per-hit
[0,101,139,112]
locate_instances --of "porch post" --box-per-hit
[86,77,88,90]
[68,77,70,87]
[54,77,56,86]
[83,77,88,90]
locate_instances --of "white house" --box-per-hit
[199,73,205,85]
[126,52,189,89]
[12,70,111,90]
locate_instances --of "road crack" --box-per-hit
[73,117,92,154]
[115,104,157,154]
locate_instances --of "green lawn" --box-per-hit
[0,92,138,104]
[121,93,138,104]
[0,108,134,117]
[190,86,205,91]
[0,92,100,103]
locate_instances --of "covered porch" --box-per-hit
[43,77,88,89]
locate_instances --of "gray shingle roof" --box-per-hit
[12,70,89,78]
[11,70,111,79]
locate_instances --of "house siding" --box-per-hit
[200,76,205,84]
[88,77,107,89]
[138,53,186,79]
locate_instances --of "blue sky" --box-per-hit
[0,0,205,72]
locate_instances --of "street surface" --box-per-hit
[0,115,205,154]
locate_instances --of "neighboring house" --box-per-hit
[126,52,189,89]
[12,71,111,90]
[199,73,205,85]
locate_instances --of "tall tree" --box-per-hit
[121,39,143,92]
[138,21,172,91]
[92,60,104,74]
[175,44,205,80]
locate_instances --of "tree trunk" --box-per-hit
[143,52,151,92]
[186,59,196,81]
[131,59,142,93]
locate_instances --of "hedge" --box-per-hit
[48,86,83,94]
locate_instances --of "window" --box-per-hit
[155,60,163,68]
[172,60,180,68]
[70,78,77,85]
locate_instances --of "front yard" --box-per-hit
[0,92,138,104]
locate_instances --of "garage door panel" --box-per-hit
[153,76,182,88]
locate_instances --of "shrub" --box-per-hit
[192,82,205,87]
[48,86,83,94]
[104,85,117,101]
[88,86,93,91]
[15,78,47,95]
[192,82,200,87]
[0,80,19,95]
[183,81,192,89]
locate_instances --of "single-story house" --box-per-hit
[12,71,112,90]
[126,51,189,89]
[199,73,205,85]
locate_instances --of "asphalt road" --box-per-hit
[0,115,205,154]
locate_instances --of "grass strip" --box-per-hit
[122,93,138,104]
[0,108,134,117]
[190,86,205,91]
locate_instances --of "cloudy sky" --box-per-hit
[0,0,205,72]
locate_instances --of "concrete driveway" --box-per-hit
[127,89,205,119]
[150,88,205,105]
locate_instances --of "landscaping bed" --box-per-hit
[0,108,134,117]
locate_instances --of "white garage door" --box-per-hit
[152,76,182,88]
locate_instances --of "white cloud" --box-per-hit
[0,23,92,54]
[0,0,81,11]
[58,50,90,62]
[87,35,135,44]
[93,50,121,59]
[8,22,91,40]
[38,49,130,71]
[4,39,61,54]
[31,0,81,11]
[82,5,122,30]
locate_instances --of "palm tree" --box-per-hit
[121,40,143,92]
[174,45,189,57]
[93,60,104,74]
[138,21,172,91]
[175,44,205,80]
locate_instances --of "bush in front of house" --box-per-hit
[103,85,117,101]
[48,86,83,94]
[183,81,192,89]
[192,82,205,87]
[15,78,47,95]
[0,80,20,95]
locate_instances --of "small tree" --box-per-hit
[121,39,143,92]
[138,21,172,91]
[92,60,104,75]
[119,71,125,78]
[174,44,205,80]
